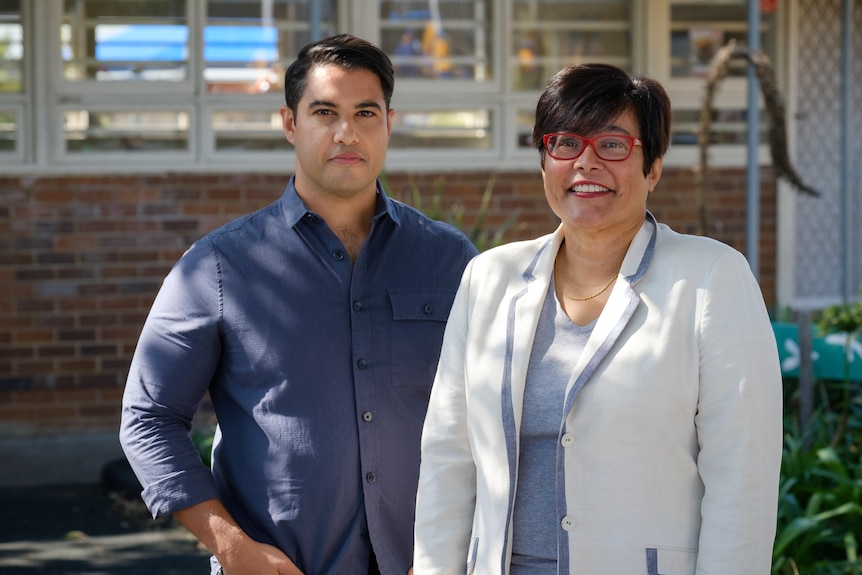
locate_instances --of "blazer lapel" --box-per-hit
[561,216,658,417]
[505,230,564,430]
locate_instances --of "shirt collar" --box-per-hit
[280,176,402,228]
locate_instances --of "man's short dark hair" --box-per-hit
[284,34,395,113]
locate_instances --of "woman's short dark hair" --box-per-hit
[284,34,394,113]
[532,63,671,176]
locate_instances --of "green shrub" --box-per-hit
[382,172,522,252]
[774,403,862,574]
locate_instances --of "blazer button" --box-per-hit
[561,516,576,531]
[560,433,575,447]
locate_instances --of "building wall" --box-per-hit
[0,167,776,437]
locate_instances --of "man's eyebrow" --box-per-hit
[307,99,336,109]
[306,100,384,111]
[356,101,384,111]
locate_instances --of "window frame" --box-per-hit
[0,1,27,164]
[8,0,786,174]
[54,101,197,164]
[53,0,198,97]
[0,104,25,163]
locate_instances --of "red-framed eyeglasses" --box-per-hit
[543,132,643,162]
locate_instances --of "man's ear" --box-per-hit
[280,106,296,144]
[386,108,395,139]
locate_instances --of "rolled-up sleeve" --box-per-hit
[120,240,222,517]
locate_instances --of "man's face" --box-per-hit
[280,64,394,204]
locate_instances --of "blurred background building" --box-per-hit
[0,0,859,481]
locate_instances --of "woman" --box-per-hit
[413,64,782,574]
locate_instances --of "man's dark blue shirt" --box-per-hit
[120,177,477,574]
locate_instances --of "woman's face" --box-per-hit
[541,108,662,238]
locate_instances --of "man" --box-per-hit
[120,34,476,575]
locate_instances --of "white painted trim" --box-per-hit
[777,0,800,312]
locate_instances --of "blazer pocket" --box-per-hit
[645,546,697,575]
[466,537,479,575]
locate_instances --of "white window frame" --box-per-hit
[385,99,503,171]
[0,1,28,165]
[54,102,197,165]
[202,97,292,165]
[6,0,787,174]
[0,104,25,164]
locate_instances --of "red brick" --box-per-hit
[0,168,777,435]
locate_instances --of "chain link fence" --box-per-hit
[793,0,862,306]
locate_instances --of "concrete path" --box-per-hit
[0,483,211,574]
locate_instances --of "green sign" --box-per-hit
[772,322,862,380]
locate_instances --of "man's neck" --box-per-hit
[296,184,378,263]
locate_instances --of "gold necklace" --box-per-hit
[554,260,617,301]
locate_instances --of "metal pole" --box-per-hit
[746,0,761,278]
[309,0,322,42]
[840,0,852,301]
[797,311,814,446]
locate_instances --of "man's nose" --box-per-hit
[335,120,359,144]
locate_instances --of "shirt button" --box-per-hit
[304,213,318,222]
[561,516,576,531]
[362,411,373,422]
[357,358,368,369]
[352,300,363,312]
[366,472,376,483]
[561,433,575,447]
[332,249,345,261]
[422,303,434,315]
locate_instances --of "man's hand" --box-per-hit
[219,538,303,575]
[175,499,304,575]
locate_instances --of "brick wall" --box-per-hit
[0,167,776,436]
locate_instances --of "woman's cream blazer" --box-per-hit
[414,215,783,575]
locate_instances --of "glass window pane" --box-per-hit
[379,1,492,81]
[516,108,535,150]
[62,0,188,82]
[672,107,767,146]
[212,110,292,152]
[391,109,492,150]
[670,0,776,78]
[64,109,189,153]
[510,0,631,91]
[0,108,17,151]
[0,1,22,93]
[205,0,337,94]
